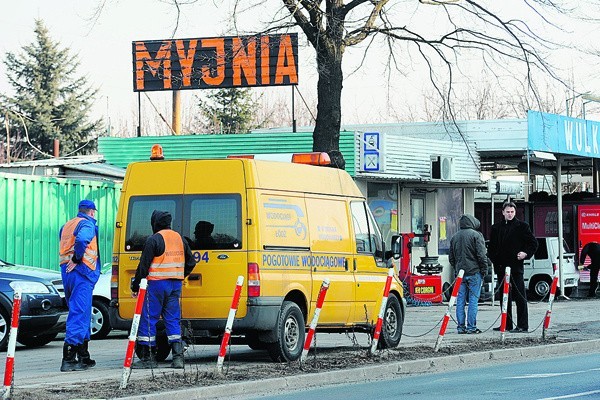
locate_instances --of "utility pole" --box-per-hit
[4,112,10,164]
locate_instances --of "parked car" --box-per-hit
[46,263,113,340]
[524,237,579,300]
[0,258,67,350]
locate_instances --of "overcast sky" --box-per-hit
[1,0,600,136]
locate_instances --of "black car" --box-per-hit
[0,258,67,350]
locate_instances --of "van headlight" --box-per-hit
[9,281,51,294]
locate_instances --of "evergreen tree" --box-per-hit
[1,19,100,159]
[197,88,259,134]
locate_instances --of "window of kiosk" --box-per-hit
[411,195,425,247]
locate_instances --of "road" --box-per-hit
[254,352,600,400]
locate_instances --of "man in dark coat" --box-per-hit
[449,214,490,334]
[488,202,538,333]
[580,242,600,298]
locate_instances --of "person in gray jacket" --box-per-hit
[449,214,490,334]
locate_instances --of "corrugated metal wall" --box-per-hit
[0,173,121,271]
[98,132,357,176]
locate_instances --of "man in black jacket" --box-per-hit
[488,202,538,333]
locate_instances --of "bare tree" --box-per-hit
[99,1,600,167]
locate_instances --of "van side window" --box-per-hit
[184,194,242,250]
[125,196,182,251]
[351,201,384,257]
[535,238,548,259]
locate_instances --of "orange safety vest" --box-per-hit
[148,230,185,280]
[59,217,98,271]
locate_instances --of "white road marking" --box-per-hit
[504,367,600,379]
[538,389,600,399]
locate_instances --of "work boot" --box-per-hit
[60,343,85,372]
[133,344,158,369]
[77,340,96,369]
[170,341,184,369]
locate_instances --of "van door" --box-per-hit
[350,201,388,325]
[305,196,354,325]
[182,160,248,319]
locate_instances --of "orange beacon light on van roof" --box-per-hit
[150,144,164,160]
[227,152,331,166]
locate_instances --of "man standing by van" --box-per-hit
[59,199,101,372]
[488,202,538,333]
[580,242,600,298]
[449,214,489,334]
[131,210,195,369]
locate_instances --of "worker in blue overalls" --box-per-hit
[59,199,101,372]
[131,210,195,369]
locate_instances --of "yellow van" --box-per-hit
[110,149,405,362]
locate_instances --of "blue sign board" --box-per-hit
[528,110,600,158]
[362,132,382,172]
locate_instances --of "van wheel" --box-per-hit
[17,332,58,348]
[442,282,452,302]
[267,301,305,362]
[529,276,552,300]
[378,295,403,349]
[136,334,171,362]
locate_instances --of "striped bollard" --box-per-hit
[216,276,244,374]
[542,269,559,340]
[500,267,511,343]
[120,279,147,389]
[301,279,330,363]
[434,269,464,352]
[2,289,22,400]
[370,268,394,355]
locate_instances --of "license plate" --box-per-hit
[414,286,435,294]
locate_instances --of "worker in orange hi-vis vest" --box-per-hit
[130,210,195,369]
[59,199,101,372]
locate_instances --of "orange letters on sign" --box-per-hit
[135,41,172,90]
[176,39,198,87]
[201,38,225,86]
[275,35,298,84]
[232,38,257,86]
[261,36,270,85]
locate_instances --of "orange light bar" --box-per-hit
[150,144,164,160]
[291,152,331,166]
[226,154,255,159]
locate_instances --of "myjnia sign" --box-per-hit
[132,33,298,92]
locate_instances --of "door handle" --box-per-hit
[344,259,349,271]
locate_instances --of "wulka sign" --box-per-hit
[132,33,298,92]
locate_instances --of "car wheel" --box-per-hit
[0,307,10,351]
[90,299,111,340]
[563,287,574,297]
[378,295,403,349]
[17,332,59,348]
[529,276,552,300]
[267,301,305,362]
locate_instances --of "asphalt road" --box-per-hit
[253,352,600,400]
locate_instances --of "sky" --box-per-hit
[1,0,600,137]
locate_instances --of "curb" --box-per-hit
[118,338,600,400]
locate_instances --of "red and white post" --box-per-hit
[216,275,244,374]
[3,289,22,400]
[542,268,559,340]
[500,267,511,342]
[301,279,330,363]
[434,269,464,352]
[370,268,394,354]
[120,279,148,389]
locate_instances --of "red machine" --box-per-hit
[398,225,443,303]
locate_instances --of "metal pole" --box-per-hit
[4,113,9,164]
[172,90,181,135]
[491,193,495,306]
[557,157,567,299]
[137,92,142,137]
[292,86,297,133]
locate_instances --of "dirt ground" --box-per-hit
[9,335,577,400]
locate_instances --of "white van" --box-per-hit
[524,237,579,300]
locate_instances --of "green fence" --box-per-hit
[0,172,121,271]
